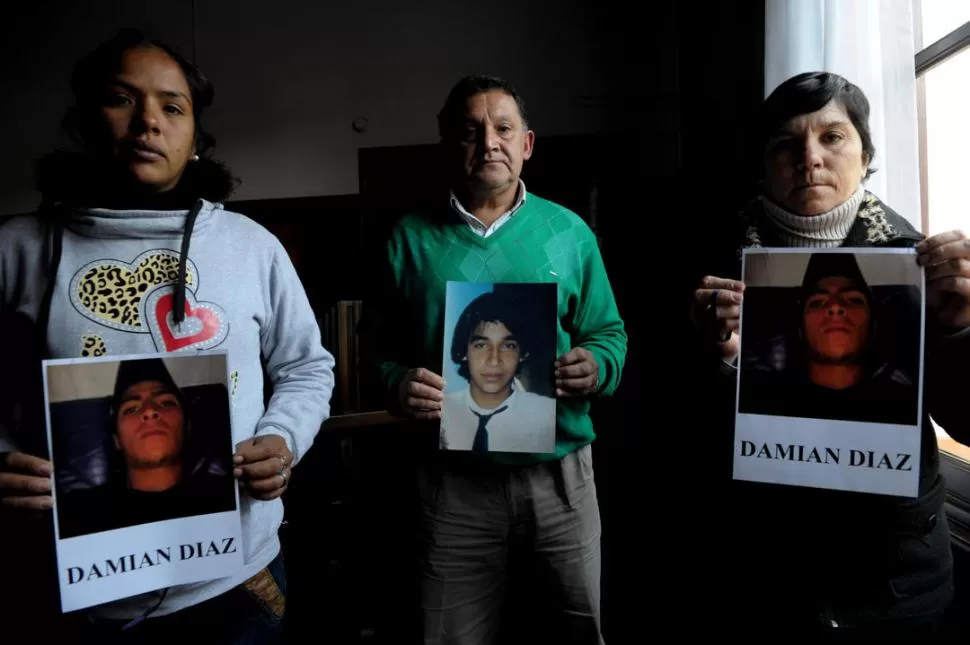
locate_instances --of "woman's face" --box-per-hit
[98,46,196,192]
[764,101,869,216]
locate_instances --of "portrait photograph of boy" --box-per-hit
[440,282,558,453]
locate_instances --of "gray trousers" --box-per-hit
[417,443,604,645]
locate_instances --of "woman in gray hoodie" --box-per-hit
[0,28,334,643]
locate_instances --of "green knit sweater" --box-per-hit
[366,193,627,465]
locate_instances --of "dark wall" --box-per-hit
[591,2,764,637]
[0,0,647,215]
[0,2,768,640]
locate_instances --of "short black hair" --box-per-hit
[38,28,236,204]
[450,289,532,381]
[800,252,871,298]
[110,357,184,423]
[437,74,530,140]
[762,71,876,179]
[797,253,875,344]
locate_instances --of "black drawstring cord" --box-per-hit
[120,587,169,630]
[172,200,204,326]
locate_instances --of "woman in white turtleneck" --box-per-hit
[689,71,970,640]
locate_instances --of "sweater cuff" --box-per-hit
[254,426,295,464]
[383,363,409,405]
[588,347,611,395]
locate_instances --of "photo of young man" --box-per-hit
[441,283,557,453]
[54,356,237,539]
[739,251,920,426]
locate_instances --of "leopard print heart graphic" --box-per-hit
[69,250,197,332]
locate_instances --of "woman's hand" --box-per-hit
[233,435,293,501]
[692,276,745,361]
[0,452,53,510]
[917,230,970,330]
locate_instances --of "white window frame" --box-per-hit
[912,5,970,233]
[914,7,970,461]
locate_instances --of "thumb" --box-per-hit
[233,438,256,461]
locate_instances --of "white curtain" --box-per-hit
[764,0,921,230]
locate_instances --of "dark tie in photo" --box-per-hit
[472,406,508,453]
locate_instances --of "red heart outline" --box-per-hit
[154,292,223,351]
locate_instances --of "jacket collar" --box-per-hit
[738,190,923,257]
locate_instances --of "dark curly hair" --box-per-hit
[450,288,534,381]
[36,28,236,206]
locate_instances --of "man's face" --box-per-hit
[115,380,185,469]
[450,90,534,197]
[803,276,871,361]
[465,321,524,401]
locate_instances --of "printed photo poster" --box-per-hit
[733,248,925,498]
[42,351,243,612]
[441,281,558,454]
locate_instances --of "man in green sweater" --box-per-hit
[362,74,626,644]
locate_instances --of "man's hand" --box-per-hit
[692,275,745,360]
[233,435,293,501]
[397,368,446,420]
[0,452,53,510]
[555,348,599,398]
[918,230,970,330]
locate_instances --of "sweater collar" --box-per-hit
[448,180,527,235]
[739,189,918,255]
[759,186,864,247]
[64,200,220,240]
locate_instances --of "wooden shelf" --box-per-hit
[940,438,970,463]
[324,410,405,431]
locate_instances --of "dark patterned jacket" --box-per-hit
[699,191,970,631]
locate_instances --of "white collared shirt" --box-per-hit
[439,384,557,454]
[449,179,528,238]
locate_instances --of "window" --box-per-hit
[914,1,970,461]
[914,1,970,235]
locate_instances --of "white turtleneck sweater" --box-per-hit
[760,186,865,247]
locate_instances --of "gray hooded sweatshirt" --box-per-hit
[0,199,334,618]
